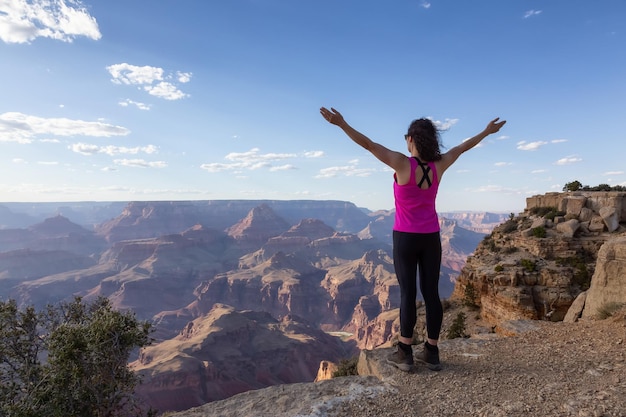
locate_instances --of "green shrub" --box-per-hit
[447,312,467,339]
[481,235,500,252]
[597,302,624,320]
[520,258,536,272]
[332,357,359,377]
[0,297,155,417]
[494,264,504,272]
[529,206,564,220]
[501,219,518,234]
[463,282,479,309]
[556,256,592,290]
[532,226,547,238]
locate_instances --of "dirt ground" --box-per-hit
[331,307,626,417]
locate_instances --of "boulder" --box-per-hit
[582,236,626,318]
[563,291,587,323]
[599,207,620,233]
[556,219,579,238]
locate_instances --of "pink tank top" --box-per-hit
[393,156,440,233]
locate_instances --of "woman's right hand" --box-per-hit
[320,107,345,127]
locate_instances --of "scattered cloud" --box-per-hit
[106,63,191,101]
[37,161,59,165]
[420,1,431,9]
[12,158,27,164]
[113,159,167,168]
[494,162,512,167]
[0,0,101,44]
[517,140,548,151]
[70,143,158,156]
[0,112,130,143]
[315,162,377,179]
[551,139,567,144]
[269,164,296,172]
[604,171,624,176]
[531,169,548,174]
[496,135,509,140]
[472,184,524,194]
[430,117,459,131]
[304,150,325,158]
[200,148,298,173]
[523,10,542,19]
[118,99,151,111]
[555,156,582,165]
[177,71,192,83]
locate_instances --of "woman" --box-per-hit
[320,106,506,372]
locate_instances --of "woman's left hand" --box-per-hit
[485,117,506,134]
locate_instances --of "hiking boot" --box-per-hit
[386,343,414,372]
[416,342,442,371]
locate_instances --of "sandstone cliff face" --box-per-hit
[95,200,374,243]
[454,192,626,327]
[131,304,355,412]
[581,235,626,319]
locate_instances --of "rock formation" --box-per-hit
[131,304,356,412]
[454,191,626,326]
[581,235,626,319]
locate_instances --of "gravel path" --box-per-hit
[331,314,626,417]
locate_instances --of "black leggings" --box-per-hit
[392,230,443,341]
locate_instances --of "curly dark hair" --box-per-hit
[406,118,442,162]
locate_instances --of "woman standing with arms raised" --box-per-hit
[320,106,506,372]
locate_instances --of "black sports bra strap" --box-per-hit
[412,156,432,188]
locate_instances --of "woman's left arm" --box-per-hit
[438,117,506,176]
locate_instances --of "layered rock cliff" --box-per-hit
[453,191,626,326]
[131,304,355,413]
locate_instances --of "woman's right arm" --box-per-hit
[320,107,407,172]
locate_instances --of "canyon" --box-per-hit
[0,200,506,413]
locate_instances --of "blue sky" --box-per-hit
[1,0,624,213]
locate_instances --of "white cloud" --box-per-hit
[604,171,624,176]
[113,159,167,168]
[523,10,542,19]
[494,162,512,167]
[0,112,130,143]
[12,158,27,164]
[177,71,192,83]
[555,156,582,165]
[420,1,431,9]
[107,63,163,85]
[201,148,298,173]
[304,150,324,158]
[472,184,525,195]
[551,139,567,144]
[0,0,101,44]
[70,142,158,156]
[431,117,459,131]
[145,81,188,100]
[517,140,548,151]
[315,163,377,179]
[106,63,191,101]
[269,164,296,172]
[118,99,151,111]
[531,169,548,174]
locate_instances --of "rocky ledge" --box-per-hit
[168,309,626,417]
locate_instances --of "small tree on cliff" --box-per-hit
[0,297,155,417]
[563,180,582,192]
